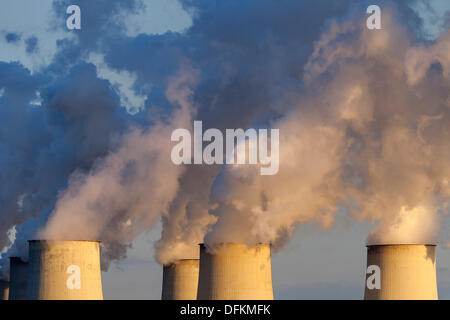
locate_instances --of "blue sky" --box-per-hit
[1,0,450,299]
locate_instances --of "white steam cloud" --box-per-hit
[158,4,450,261]
[40,66,198,265]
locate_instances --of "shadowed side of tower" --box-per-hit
[8,257,28,300]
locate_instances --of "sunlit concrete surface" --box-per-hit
[364,244,438,300]
[197,243,273,300]
[27,240,103,300]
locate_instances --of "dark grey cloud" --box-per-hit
[0,60,133,277]
[5,32,21,43]
[25,36,38,54]
[51,0,144,62]
[0,0,149,278]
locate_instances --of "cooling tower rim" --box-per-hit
[169,258,199,262]
[28,239,101,243]
[198,242,271,247]
[163,258,199,267]
[366,243,436,247]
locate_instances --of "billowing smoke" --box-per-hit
[155,0,358,264]
[1,0,450,278]
[40,66,197,265]
[157,1,450,261]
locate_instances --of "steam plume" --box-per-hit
[1,0,449,276]
[40,66,197,265]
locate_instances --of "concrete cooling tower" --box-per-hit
[197,243,274,300]
[364,244,438,300]
[27,240,103,300]
[8,257,28,300]
[161,259,199,300]
[0,280,9,300]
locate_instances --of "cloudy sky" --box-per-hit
[1,0,450,299]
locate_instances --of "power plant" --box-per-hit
[0,240,444,300]
[26,240,103,300]
[8,257,28,300]
[364,244,438,300]
[0,280,8,300]
[197,243,274,300]
[161,259,199,300]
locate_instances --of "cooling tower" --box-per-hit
[364,244,438,300]
[161,259,199,300]
[197,243,273,300]
[8,257,28,300]
[0,280,8,300]
[27,240,103,300]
